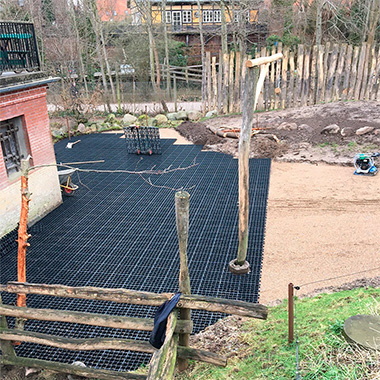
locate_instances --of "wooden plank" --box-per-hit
[0,328,156,353]
[212,56,218,110]
[281,47,289,109]
[325,43,339,103]
[333,44,347,101]
[257,47,266,110]
[245,52,284,67]
[269,47,276,110]
[365,44,377,100]
[0,304,193,334]
[309,45,318,105]
[348,45,360,100]
[301,46,310,106]
[2,282,268,319]
[295,44,304,107]
[228,51,235,113]
[375,48,380,101]
[234,51,242,113]
[321,41,330,102]
[1,356,146,380]
[354,43,367,100]
[147,313,177,380]
[342,44,353,101]
[206,51,212,112]
[359,43,371,100]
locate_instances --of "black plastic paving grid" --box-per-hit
[0,133,271,372]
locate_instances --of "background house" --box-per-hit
[0,21,61,238]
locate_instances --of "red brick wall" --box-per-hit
[0,85,55,190]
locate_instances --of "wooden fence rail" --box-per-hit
[0,282,267,379]
[200,42,380,114]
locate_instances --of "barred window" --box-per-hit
[0,117,30,177]
[182,10,192,23]
[214,10,221,22]
[202,10,213,23]
[165,11,171,23]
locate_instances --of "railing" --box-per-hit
[0,22,40,74]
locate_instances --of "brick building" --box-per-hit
[0,22,61,238]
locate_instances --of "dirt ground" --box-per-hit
[176,100,380,304]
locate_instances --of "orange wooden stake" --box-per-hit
[16,162,31,308]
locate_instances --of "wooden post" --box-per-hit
[288,283,294,344]
[173,75,177,112]
[229,53,283,275]
[17,160,31,309]
[175,191,191,371]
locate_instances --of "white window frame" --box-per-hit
[165,11,171,24]
[182,10,192,23]
[213,10,221,22]
[202,10,213,23]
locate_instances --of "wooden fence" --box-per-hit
[201,42,380,114]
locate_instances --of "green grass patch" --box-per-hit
[177,287,380,380]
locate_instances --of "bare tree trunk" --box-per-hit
[220,0,228,55]
[162,0,171,95]
[197,0,206,112]
[367,0,380,45]
[316,0,323,45]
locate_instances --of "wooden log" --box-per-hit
[325,43,339,103]
[375,49,380,101]
[246,53,283,68]
[301,46,310,106]
[274,43,282,109]
[177,346,227,367]
[295,44,304,107]
[287,50,296,107]
[147,313,177,379]
[316,44,325,104]
[206,51,212,112]
[0,328,156,353]
[234,51,241,113]
[228,51,235,113]
[348,45,360,100]
[333,44,347,101]
[1,356,146,380]
[217,51,223,113]
[0,295,16,360]
[369,45,379,100]
[310,45,317,105]
[281,47,289,109]
[365,44,376,100]
[269,47,276,110]
[321,41,331,102]
[17,160,31,309]
[359,43,371,100]
[342,45,353,101]
[257,47,266,110]
[1,282,268,319]
[212,56,218,110]
[354,43,367,100]
[175,191,191,371]
[223,53,229,114]
[0,304,193,334]
[233,65,259,269]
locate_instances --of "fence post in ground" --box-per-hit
[175,191,191,371]
[229,53,283,275]
[0,295,16,360]
[288,283,294,343]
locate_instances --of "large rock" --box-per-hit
[122,113,137,125]
[175,111,188,120]
[277,122,298,131]
[356,126,374,135]
[154,114,168,125]
[298,124,313,133]
[205,110,217,118]
[77,123,86,133]
[321,124,340,134]
[341,127,355,137]
[188,110,202,121]
[167,112,177,121]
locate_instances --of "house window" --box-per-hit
[0,117,30,177]
[202,10,214,23]
[165,11,172,23]
[214,10,221,22]
[182,10,192,23]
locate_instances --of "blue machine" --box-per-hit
[353,153,379,176]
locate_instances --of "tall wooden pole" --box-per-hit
[229,53,283,275]
[288,283,294,343]
[17,160,31,308]
[175,191,191,371]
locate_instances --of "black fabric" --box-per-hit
[149,293,181,349]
